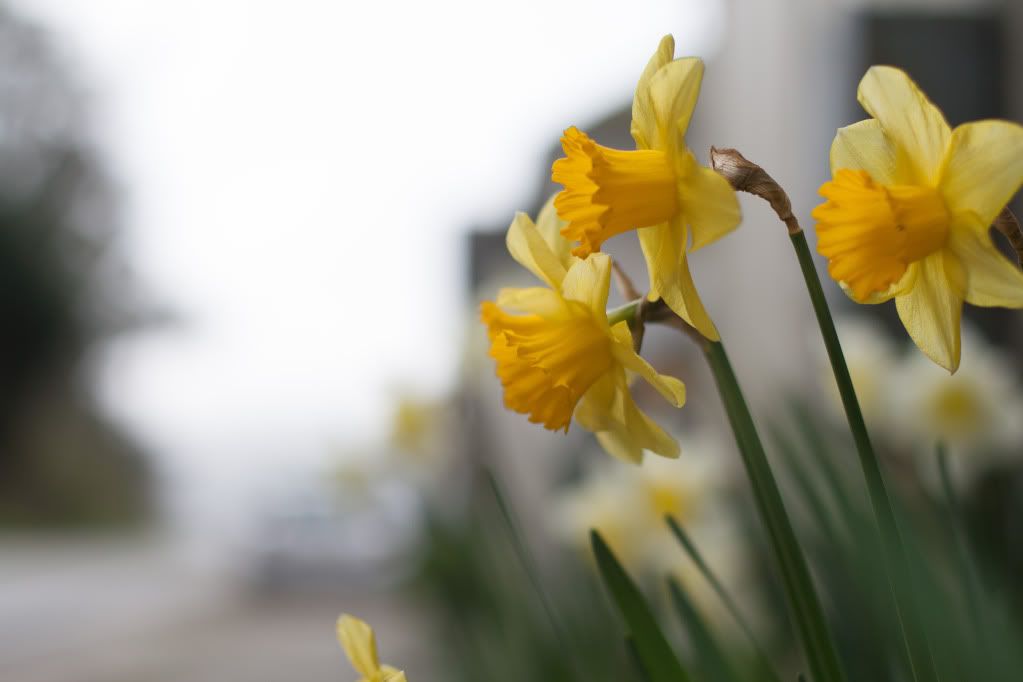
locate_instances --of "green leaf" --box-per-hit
[666,516,783,682]
[625,635,653,682]
[590,530,691,682]
[666,577,739,682]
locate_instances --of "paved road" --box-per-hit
[0,535,434,682]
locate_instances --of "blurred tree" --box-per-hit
[0,6,152,527]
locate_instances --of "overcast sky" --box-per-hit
[13,0,724,531]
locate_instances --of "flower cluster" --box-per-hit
[479,36,1023,462]
[337,33,1023,682]
[481,36,739,462]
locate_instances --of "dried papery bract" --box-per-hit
[710,147,801,235]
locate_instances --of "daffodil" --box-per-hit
[480,198,686,463]
[551,35,741,341]
[813,66,1023,371]
[891,324,1023,459]
[337,614,407,682]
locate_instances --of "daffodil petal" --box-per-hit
[506,211,568,289]
[679,153,742,250]
[609,385,681,460]
[895,250,964,372]
[337,614,380,678]
[948,226,1023,308]
[577,372,679,462]
[638,219,719,341]
[939,120,1023,230]
[560,253,611,319]
[830,118,903,184]
[857,66,950,185]
[381,666,407,682]
[595,430,646,464]
[836,262,918,304]
[631,34,675,148]
[642,57,704,151]
[610,323,686,407]
[575,373,617,433]
[535,194,576,272]
[495,286,564,316]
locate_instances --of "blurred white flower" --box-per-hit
[552,431,754,631]
[891,325,1023,484]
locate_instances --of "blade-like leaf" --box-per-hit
[666,515,784,682]
[666,577,740,682]
[591,530,691,682]
[625,635,653,682]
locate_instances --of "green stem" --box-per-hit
[703,340,845,682]
[607,299,642,327]
[789,230,938,682]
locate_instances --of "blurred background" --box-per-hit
[2,1,1023,681]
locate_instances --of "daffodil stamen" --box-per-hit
[553,126,679,258]
[814,168,950,301]
[481,301,613,432]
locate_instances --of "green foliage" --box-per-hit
[590,530,691,682]
[411,478,638,682]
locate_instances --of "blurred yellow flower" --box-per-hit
[813,66,1023,372]
[337,614,407,682]
[551,35,741,341]
[390,395,448,458]
[481,198,685,462]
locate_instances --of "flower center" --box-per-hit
[813,169,950,301]
[646,482,695,521]
[930,384,984,439]
[481,301,613,432]
[552,126,679,258]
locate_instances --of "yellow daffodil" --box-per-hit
[337,614,407,682]
[813,66,1023,371]
[480,198,686,463]
[551,35,741,341]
